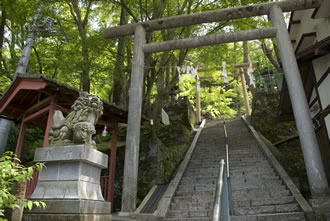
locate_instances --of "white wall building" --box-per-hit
[279,2,330,184]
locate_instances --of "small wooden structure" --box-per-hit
[0,74,127,207]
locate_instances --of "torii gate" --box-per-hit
[104,0,328,212]
[193,61,258,120]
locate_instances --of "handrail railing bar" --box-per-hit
[224,120,230,178]
[212,159,225,221]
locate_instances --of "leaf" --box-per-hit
[40,201,46,208]
[27,200,33,210]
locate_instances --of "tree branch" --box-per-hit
[113,0,139,22]
[82,1,92,28]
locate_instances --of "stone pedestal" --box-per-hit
[23,145,111,221]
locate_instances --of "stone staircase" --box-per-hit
[227,119,305,221]
[164,120,226,221]
[164,119,306,221]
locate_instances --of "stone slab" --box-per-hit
[34,145,108,168]
[23,214,111,221]
[24,200,111,214]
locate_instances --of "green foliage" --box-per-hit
[0,152,45,220]
[0,0,281,133]
[178,71,238,119]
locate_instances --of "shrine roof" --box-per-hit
[0,75,129,131]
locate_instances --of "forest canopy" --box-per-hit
[0,0,282,121]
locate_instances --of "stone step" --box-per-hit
[172,195,213,203]
[180,176,216,182]
[164,218,210,221]
[175,190,214,197]
[232,183,286,191]
[233,196,296,208]
[177,184,216,192]
[187,162,221,167]
[229,156,265,159]
[230,174,279,180]
[180,179,215,185]
[170,201,212,210]
[230,212,305,221]
[230,170,277,176]
[231,178,281,184]
[231,181,283,189]
[185,168,219,173]
[234,203,300,216]
[232,189,290,199]
[230,167,274,172]
[230,162,271,167]
[183,172,219,177]
[167,209,212,218]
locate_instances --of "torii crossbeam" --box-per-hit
[103,0,328,213]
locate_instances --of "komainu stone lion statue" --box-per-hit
[48,92,103,148]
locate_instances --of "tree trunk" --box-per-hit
[112,0,128,107]
[257,40,282,73]
[14,3,44,77]
[69,0,92,93]
[0,7,6,69]
[33,47,42,75]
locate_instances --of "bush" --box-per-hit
[0,152,45,220]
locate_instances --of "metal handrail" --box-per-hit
[212,159,225,221]
[224,121,229,178]
[212,121,233,221]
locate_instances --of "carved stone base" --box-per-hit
[23,145,111,220]
[24,200,110,214]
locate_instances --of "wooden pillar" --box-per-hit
[108,121,118,210]
[270,5,329,197]
[240,69,250,116]
[122,25,146,212]
[196,79,201,122]
[43,104,55,147]
[15,120,26,159]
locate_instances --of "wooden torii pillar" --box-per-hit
[234,62,258,116]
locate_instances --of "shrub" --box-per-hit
[0,152,45,220]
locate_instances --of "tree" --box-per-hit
[68,0,92,92]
